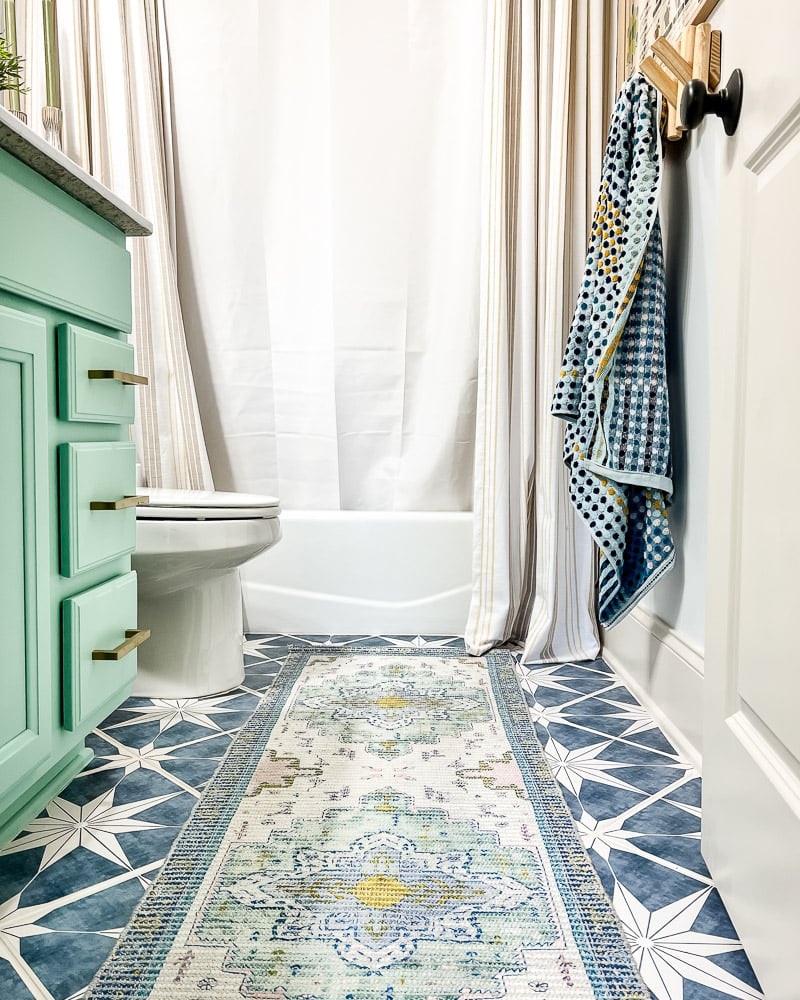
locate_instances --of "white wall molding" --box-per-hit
[601,607,704,770]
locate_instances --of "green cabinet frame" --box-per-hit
[0,306,53,807]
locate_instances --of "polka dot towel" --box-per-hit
[551,75,674,628]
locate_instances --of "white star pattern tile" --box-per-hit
[0,790,182,871]
[0,635,762,1000]
[614,884,763,1000]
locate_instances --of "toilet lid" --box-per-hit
[137,488,281,520]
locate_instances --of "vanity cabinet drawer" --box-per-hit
[62,572,144,731]
[59,441,145,576]
[58,323,144,424]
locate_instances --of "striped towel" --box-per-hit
[551,75,674,628]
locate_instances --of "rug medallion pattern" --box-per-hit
[290,657,492,757]
[86,648,649,1000]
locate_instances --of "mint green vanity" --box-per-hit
[0,107,152,845]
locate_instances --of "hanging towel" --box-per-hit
[551,75,674,628]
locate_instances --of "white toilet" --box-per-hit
[131,488,281,699]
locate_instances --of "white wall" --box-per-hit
[640,126,718,647]
[602,0,733,765]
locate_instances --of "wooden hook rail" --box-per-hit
[640,22,722,141]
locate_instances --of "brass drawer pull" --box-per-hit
[88,369,149,386]
[92,628,151,661]
[90,495,150,511]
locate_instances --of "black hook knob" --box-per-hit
[680,68,744,136]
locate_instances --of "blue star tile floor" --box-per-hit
[0,635,762,1000]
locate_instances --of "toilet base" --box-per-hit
[133,568,246,699]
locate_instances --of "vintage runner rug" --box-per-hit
[87,647,650,1000]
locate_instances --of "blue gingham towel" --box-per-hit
[551,75,674,628]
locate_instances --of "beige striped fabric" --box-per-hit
[19,0,214,490]
[465,0,615,663]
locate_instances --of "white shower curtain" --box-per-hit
[163,0,486,510]
[16,0,214,490]
[465,0,615,662]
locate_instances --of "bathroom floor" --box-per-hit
[0,635,761,1000]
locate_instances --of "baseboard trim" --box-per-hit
[601,607,704,770]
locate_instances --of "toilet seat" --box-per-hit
[137,488,281,520]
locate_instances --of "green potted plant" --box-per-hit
[0,33,28,117]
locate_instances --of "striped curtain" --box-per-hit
[465,0,615,663]
[19,0,214,490]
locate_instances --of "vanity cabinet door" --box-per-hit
[0,306,52,812]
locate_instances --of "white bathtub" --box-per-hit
[241,510,473,635]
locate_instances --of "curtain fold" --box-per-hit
[465,0,614,662]
[18,0,214,491]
